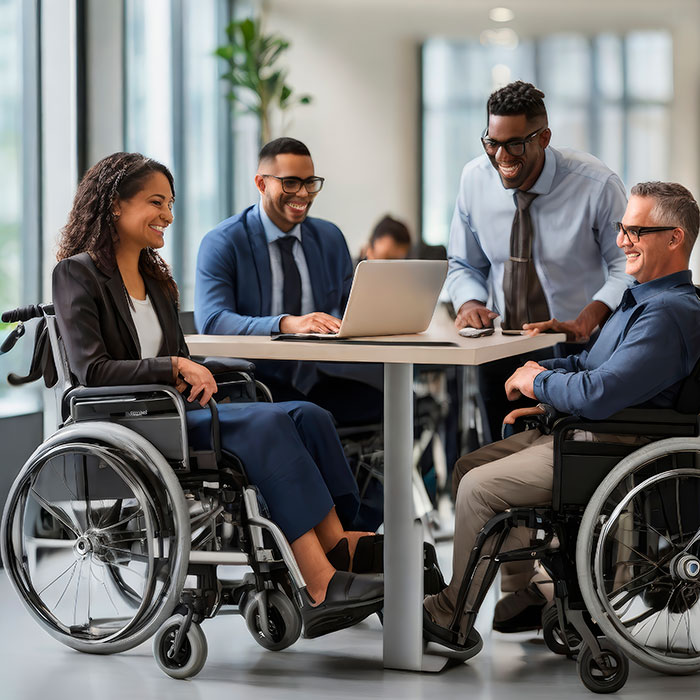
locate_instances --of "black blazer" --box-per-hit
[52,252,189,387]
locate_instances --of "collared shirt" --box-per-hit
[533,270,700,419]
[259,199,315,321]
[446,146,631,321]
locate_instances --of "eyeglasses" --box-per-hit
[481,126,546,157]
[614,221,679,243]
[261,174,325,194]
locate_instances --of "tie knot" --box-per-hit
[516,190,538,211]
[277,235,296,253]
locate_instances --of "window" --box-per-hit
[0,0,40,417]
[124,0,233,307]
[421,31,673,246]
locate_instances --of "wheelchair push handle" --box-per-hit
[2,304,45,324]
[1,303,54,357]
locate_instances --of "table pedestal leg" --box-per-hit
[381,363,447,672]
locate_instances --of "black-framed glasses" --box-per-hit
[614,221,679,243]
[480,126,546,157]
[261,174,325,194]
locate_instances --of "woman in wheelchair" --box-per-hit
[51,151,383,638]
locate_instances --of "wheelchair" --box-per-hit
[447,367,700,693]
[0,304,316,679]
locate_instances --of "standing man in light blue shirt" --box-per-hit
[447,81,629,634]
[447,81,630,448]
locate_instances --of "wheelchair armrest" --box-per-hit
[193,356,256,375]
[65,384,188,428]
[552,407,700,441]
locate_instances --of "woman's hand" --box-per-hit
[173,357,217,406]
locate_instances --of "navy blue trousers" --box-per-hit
[186,401,360,542]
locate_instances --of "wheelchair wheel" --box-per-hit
[244,589,302,651]
[541,602,582,656]
[577,438,700,676]
[576,639,629,694]
[0,423,190,654]
[153,614,208,679]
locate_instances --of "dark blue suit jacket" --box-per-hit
[195,203,353,336]
[194,204,356,394]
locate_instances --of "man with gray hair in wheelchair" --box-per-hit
[423,181,700,653]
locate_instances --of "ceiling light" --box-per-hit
[489,7,515,22]
[480,28,519,49]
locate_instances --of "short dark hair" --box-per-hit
[370,215,411,247]
[487,81,548,123]
[631,181,700,255]
[258,137,311,163]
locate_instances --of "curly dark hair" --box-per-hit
[57,151,178,303]
[487,81,548,123]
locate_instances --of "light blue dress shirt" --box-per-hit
[533,270,700,419]
[259,200,315,321]
[446,147,631,322]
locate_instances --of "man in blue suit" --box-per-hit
[195,138,382,424]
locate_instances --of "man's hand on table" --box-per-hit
[279,312,342,334]
[505,361,546,401]
[522,300,612,343]
[455,300,499,330]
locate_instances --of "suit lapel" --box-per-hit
[105,271,141,358]
[300,219,325,308]
[246,205,273,315]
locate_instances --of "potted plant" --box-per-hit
[215,17,312,144]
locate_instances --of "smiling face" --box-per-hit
[255,153,318,232]
[618,195,685,284]
[486,113,550,191]
[113,171,174,252]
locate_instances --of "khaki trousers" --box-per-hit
[424,429,554,630]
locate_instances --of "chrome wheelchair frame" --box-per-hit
[0,304,310,679]
[448,403,700,693]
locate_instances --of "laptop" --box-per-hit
[275,259,448,340]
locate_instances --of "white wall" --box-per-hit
[264,0,700,263]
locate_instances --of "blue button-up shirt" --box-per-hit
[259,200,315,329]
[533,270,700,419]
[446,146,631,321]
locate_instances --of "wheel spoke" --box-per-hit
[38,559,79,597]
[29,487,81,537]
[99,507,144,533]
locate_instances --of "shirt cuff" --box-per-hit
[271,315,287,334]
[533,369,553,402]
[592,279,629,313]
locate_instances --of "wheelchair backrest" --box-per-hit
[42,309,192,469]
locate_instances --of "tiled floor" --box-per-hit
[2,543,699,700]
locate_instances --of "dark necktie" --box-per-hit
[502,190,550,330]
[277,235,302,316]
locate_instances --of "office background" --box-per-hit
[1,0,700,522]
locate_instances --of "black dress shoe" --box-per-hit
[492,583,547,633]
[325,537,351,571]
[301,571,384,639]
[352,536,446,596]
[422,607,483,657]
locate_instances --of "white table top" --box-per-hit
[185,316,565,366]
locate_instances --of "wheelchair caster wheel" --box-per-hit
[153,614,208,679]
[576,639,629,694]
[541,603,582,656]
[244,590,302,651]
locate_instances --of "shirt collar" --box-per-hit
[621,269,694,310]
[258,198,302,244]
[527,147,556,195]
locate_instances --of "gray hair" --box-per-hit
[631,181,699,255]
